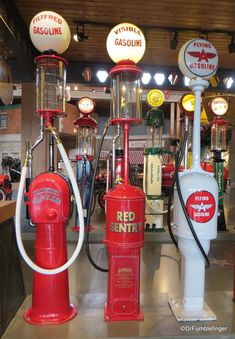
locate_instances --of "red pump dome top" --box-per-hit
[73,116,97,129]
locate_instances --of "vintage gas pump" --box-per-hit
[179,93,195,169]
[169,39,219,321]
[143,89,165,232]
[209,96,230,231]
[103,22,146,321]
[15,11,84,324]
[73,97,97,229]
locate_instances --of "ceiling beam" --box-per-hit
[0,0,36,81]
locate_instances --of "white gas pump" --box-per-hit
[169,39,219,321]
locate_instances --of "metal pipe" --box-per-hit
[184,115,189,170]
[49,133,55,172]
[28,116,45,178]
[123,122,130,185]
[112,124,121,186]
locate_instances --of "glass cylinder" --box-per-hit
[110,69,142,120]
[211,121,227,151]
[35,55,67,115]
[146,125,163,148]
[76,126,96,157]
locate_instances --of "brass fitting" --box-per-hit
[46,124,62,144]
[23,140,30,167]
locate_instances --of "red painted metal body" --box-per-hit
[103,118,145,321]
[104,184,145,321]
[24,172,76,324]
[0,174,12,194]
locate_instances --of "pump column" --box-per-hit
[169,38,219,322]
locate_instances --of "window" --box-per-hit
[0,113,7,128]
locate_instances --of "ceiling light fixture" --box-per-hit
[141,72,151,85]
[73,23,88,42]
[228,35,235,53]
[170,32,179,50]
[184,76,190,87]
[96,70,108,83]
[223,76,233,89]
[154,73,165,85]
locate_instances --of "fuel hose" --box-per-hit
[167,129,210,268]
[85,121,110,272]
[15,129,85,275]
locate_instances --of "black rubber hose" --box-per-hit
[85,121,110,272]
[167,131,188,249]
[174,149,210,268]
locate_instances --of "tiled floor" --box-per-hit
[3,188,235,338]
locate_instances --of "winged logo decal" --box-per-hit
[190,202,213,212]
[187,49,217,62]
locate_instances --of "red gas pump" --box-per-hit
[73,97,97,230]
[15,11,84,325]
[103,23,146,321]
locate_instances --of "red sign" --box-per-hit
[186,190,216,223]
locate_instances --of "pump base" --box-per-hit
[169,294,216,321]
[24,304,77,325]
[104,303,144,321]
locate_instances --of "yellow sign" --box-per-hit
[201,107,208,123]
[146,89,165,107]
[181,93,195,112]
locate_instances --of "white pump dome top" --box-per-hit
[29,11,71,54]
[178,38,218,80]
[106,22,146,64]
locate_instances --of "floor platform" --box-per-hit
[3,241,235,339]
[3,189,235,338]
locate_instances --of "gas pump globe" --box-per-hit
[73,97,97,229]
[104,22,146,321]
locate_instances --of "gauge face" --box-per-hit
[210,97,228,116]
[146,89,165,108]
[181,93,195,113]
[77,97,95,115]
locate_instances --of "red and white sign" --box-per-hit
[178,38,218,80]
[186,190,216,223]
[29,11,71,54]
[106,22,146,64]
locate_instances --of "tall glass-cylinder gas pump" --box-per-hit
[103,22,146,321]
[143,89,165,232]
[15,11,84,325]
[169,39,219,321]
[209,96,230,231]
[179,93,195,169]
[73,97,97,230]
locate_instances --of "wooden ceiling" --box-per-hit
[11,0,235,70]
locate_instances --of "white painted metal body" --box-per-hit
[169,77,218,321]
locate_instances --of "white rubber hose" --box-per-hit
[15,142,84,275]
